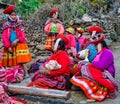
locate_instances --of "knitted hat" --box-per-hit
[3,5,15,14]
[66,27,75,34]
[88,26,103,36]
[50,9,58,16]
[90,33,105,44]
[76,27,84,34]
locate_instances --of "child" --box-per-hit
[65,27,77,58]
[75,27,87,51]
[44,9,64,51]
[2,5,32,78]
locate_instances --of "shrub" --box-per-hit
[15,0,41,18]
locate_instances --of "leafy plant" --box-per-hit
[90,0,105,8]
[1,0,14,4]
[15,0,41,18]
[59,0,87,23]
[115,22,120,36]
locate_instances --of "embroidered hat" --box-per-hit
[88,26,103,36]
[66,27,75,34]
[76,27,84,34]
[50,9,58,16]
[3,5,15,14]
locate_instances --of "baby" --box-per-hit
[45,60,61,70]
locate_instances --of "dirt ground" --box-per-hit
[11,41,120,104]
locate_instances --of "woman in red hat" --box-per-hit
[71,33,118,101]
[2,5,32,78]
[44,9,64,51]
[28,34,72,90]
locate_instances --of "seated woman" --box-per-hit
[70,33,118,102]
[28,34,72,90]
[71,26,102,75]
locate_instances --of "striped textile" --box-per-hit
[45,33,57,51]
[2,43,32,67]
[0,84,26,104]
[70,76,108,101]
[6,65,24,83]
[27,71,66,90]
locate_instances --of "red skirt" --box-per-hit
[45,35,56,51]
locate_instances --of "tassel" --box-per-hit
[53,38,61,52]
[97,43,102,52]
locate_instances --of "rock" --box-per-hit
[71,85,81,91]
[79,100,87,104]
[82,14,92,22]
[104,38,113,47]
[36,44,45,50]
[86,99,96,103]
[31,53,36,58]
[0,43,3,49]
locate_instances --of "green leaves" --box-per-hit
[15,0,41,18]
[76,5,87,16]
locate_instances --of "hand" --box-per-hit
[8,47,13,53]
[39,69,50,75]
[78,60,88,65]
[39,65,46,70]
[11,39,19,47]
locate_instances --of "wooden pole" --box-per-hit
[6,84,71,100]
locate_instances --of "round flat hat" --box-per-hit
[3,5,15,14]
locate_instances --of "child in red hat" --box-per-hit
[2,5,32,78]
[44,9,64,51]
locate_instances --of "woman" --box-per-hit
[71,33,118,101]
[2,5,32,77]
[80,25,102,62]
[44,9,64,51]
[28,34,72,90]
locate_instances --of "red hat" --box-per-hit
[90,33,105,44]
[88,26,103,34]
[50,9,58,16]
[3,5,15,14]
[56,34,69,45]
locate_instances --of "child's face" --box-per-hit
[76,32,81,37]
[52,12,58,19]
[9,12,17,21]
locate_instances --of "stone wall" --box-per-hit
[0,4,120,59]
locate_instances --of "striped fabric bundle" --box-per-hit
[0,67,7,84]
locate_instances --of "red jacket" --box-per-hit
[47,51,71,77]
[2,21,26,48]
